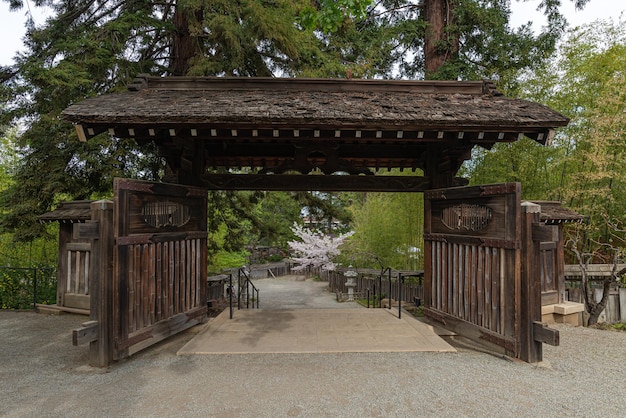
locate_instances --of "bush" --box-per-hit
[0,267,56,309]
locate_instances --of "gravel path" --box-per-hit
[253,275,361,309]
[1,276,625,417]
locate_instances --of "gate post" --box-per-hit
[520,202,543,362]
[89,200,114,367]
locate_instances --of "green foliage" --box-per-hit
[459,137,562,200]
[0,230,58,267]
[342,171,424,270]
[0,0,600,263]
[526,21,626,245]
[299,0,373,33]
[462,20,626,248]
[0,267,57,309]
[185,0,326,76]
[427,0,566,85]
[251,192,303,248]
[208,249,248,273]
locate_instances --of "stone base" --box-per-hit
[541,302,585,326]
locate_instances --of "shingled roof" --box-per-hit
[60,76,570,191]
[62,76,568,136]
[529,201,586,225]
[38,200,93,223]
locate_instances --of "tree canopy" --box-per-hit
[463,19,626,244]
[0,0,595,259]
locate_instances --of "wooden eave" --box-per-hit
[528,201,585,225]
[38,200,93,223]
[63,76,568,141]
[61,76,569,191]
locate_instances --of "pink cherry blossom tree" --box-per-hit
[288,223,354,271]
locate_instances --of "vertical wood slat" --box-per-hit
[463,245,470,322]
[127,245,135,333]
[186,239,191,311]
[451,243,456,315]
[156,242,162,322]
[168,241,174,317]
[177,241,183,313]
[484,248,491,330]
[84,252,90,295]
[429,242,514,337]
[74,251,81,293]
[458,244,464,319]
[476,247,484,328]
[121,239,210,329]
[433,243,437,309]
[470,245,477,324]
[441,242,445,311]
[149,242,156,324]
[491,247,499,333]
[141,244,148,327]
[500,248,506,335]
[194,240,198,307]
[67,252,72,292]
[162,242,168,319]
[64,250,92,296]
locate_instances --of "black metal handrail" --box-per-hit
[237,267,259,310]
[374,267,403,319]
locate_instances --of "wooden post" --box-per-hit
[89,200,114,367]
[520,202,543,362]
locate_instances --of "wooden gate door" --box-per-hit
[113,178,208,360]
[424,183,558,362]
[424,183,524,358]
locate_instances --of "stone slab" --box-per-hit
[553,301,585,315]
[177,308,456,355]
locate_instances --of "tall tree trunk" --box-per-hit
[171,2,201,76]
[423,0,458,79]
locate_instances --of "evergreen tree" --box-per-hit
[0,0,593,249]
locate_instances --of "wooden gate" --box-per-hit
[113,179,208,359]
[424,183,558,362]
[73,179,208,366]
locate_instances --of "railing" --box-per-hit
[325,267,425,319]
[237,267,259,311]
[325,268,424,310]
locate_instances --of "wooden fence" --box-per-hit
[322,268,424,305]
[224,261,293,280]
[565,280,626,323]
[564,264,626,323]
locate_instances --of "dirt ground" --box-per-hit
[1,277,625,417]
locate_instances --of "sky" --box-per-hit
[0,0,624,66]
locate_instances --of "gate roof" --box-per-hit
[62,76,569,191]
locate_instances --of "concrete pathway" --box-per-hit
[178,276,455,355]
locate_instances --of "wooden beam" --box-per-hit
[533,321,560,346]
[73,320,99,346]
[520,202,544,362]
[201,174,431,192]
[72,221,99,240]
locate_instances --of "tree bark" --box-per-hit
[587,275,613,325]
[171,3,202,76]
[423,0,459,79]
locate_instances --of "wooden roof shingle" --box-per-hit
[62,76,569,133]
[38,201,93,223]
[60,76,571,191]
